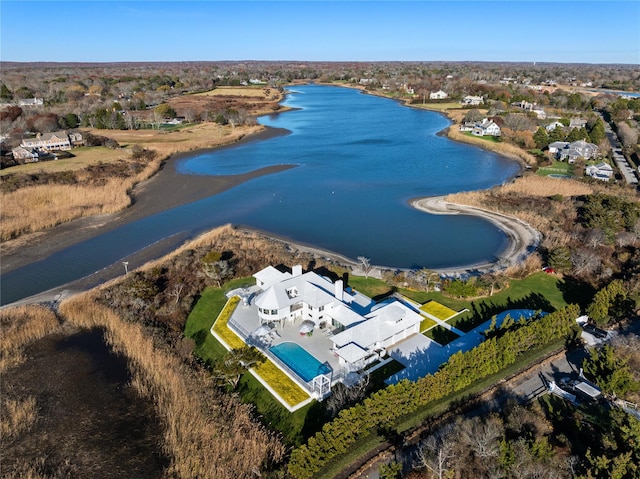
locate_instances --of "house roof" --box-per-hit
[330,301,422,350]
[253,266,290,287]
[335,342,369,363]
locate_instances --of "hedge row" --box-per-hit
[287,304,581,478]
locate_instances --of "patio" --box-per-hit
[226,292,342,373]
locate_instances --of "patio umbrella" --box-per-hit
[254,324,273,337]
[298,320,315,334]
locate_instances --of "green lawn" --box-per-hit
[537,161,575,177]
[462,131,502,143]
[420,300,459,320]
[253,359,310,408]
[347,276,395,301]
[185,279,325,446]
[420,316,438,332]
[184,286,230,367]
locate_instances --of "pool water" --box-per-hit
[269,342,332,383]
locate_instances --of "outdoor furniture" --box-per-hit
[298,320,315,335]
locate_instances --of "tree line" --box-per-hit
[287,304,581,478]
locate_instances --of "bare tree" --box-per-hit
[571,247,599,275]
[413,423,456,479]
[357,256,372,279]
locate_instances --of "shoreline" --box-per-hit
[409,196,541,276]
[2,84,541,306]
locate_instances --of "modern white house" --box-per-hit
[461,95,484,106]
[251,265,422,372]
[429,90,448,100]
[586,162,614,181]
[20,130,84,152]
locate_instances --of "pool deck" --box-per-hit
[227,289,342,373]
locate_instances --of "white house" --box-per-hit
[461,95,484,106]
[586,162,614,181]
[471,119,501,137]
[548,141,569,154]
[330,301,423,371]
[557,139,599,163]
[251,265,422,371]
[546,121,565,132]
[429,90,448,100]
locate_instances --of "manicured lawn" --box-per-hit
[253,360,310,408]
[184,286,230,366]
[424,325,460,345]
[347,276,394,301]
[420,300,459,320]
[211,296,244,349]
[420,316,438,332]
[537,161,574,177]
[462,131,502,143]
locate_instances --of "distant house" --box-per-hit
[586,162,614,181]
[467,118,501,137]
[545,121,565,132]
[11,146,53,163]
[569,118,587,129]
[20,130,83,151]
[532,108,547,119]
[557,139,599,163]
[548,141,569,154]
[461,95,484,106]
[18,97,44,107]
[429,90,448,100]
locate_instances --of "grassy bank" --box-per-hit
[0,123,262,242]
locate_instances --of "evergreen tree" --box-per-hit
[533,127,549,149]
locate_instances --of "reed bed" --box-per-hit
[0,305,60,373]
[59,293,285,479]
[0,397,38,441]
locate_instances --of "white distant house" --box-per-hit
[557,139,599,163]
[461,95,484,106]
[429,90,448,100]
[546,121,565,132]
[251,265,422,372]
[18,97,44,107]
[461,118,501,137]
[548,141,569,154]
[586,162,614,181]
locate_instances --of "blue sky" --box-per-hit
[1,1,639,64]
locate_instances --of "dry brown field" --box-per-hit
[0,123,263,242]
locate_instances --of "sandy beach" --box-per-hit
[410,196,541,276]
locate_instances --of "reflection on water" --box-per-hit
[1,85,520,305]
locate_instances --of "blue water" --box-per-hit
[1,85,521,305]
[269,342,332,382]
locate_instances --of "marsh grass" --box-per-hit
[59,293,285,479]
[0,305,60,373]
[1,123,262,243]
[0,397,37,441]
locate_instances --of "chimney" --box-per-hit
[335,279,344,301]
[292,265,302,277]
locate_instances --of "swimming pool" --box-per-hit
[269,342,332,383]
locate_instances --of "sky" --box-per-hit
[1,1,639,64]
